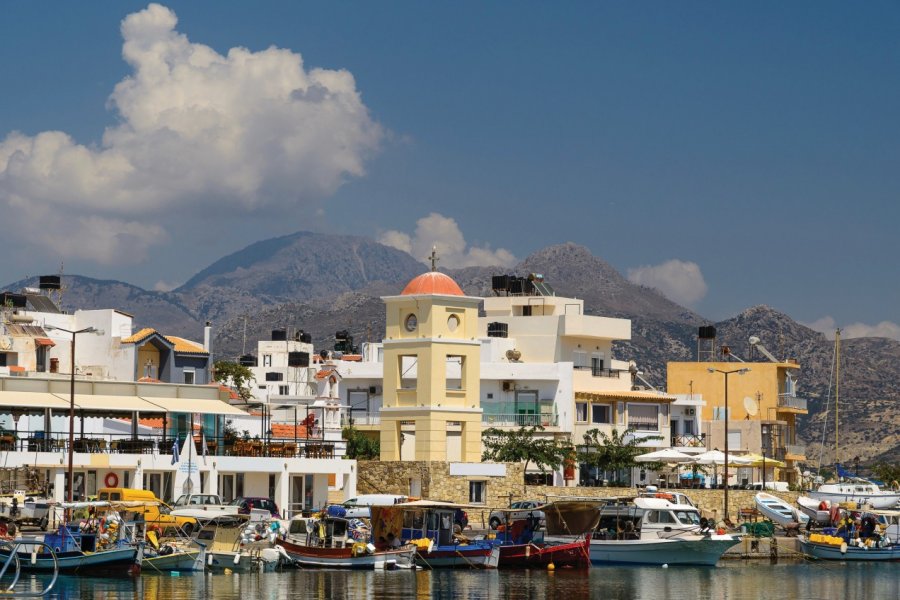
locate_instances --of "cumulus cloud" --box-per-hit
[627,259,708,306]
[0,3,381,265]
[803,316,900,341]
[379,213,516,269]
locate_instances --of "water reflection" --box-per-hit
[15,561,900,600]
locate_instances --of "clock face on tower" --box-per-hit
[404,313,418,332]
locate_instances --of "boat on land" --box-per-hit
[276,512,415,570]
[372,501,499,569]
[588,497,740,566]
[491,501,593,568]
[755,492,809,526]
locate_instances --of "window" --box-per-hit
[628,404,659,431]
[183,369,195,385]
[278,385,289,395]
[265,372,283,382]
[575,402,588,422]
[573,350,588,369]
[469,481,486,504]
[263,355,272,367]
[399,355,417,390]
[591,404,612,424]
[446,355,465,390]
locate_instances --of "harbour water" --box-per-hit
[15,562,898,600]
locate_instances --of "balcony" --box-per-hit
[777,394,808,413]
[483,413,558,428]
[574,366,623,378]
[344,414,381,427]
[671,434,706,449]
[783,444,806,460]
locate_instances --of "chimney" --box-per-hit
[204,321,212,353]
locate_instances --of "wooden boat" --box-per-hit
[192,515,277,572]
[141,529,203,572]
[492,501,593,568]
[588,497,741,566]
[9,525,139,576]
[755,492,809,526]
[372,501,499,569]
[276,514,415,570]
[799,511,900,562]
[797,496,835,525]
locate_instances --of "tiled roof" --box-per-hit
[401,271,464,296]
[121,328,208,354]
[271,423,310,438]
[315,368,336,380]
[575,390,677,401]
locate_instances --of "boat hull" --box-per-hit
[205,551,257,572]
[589,537,740,566]
[808,490,900,510]
[276,539,416,570]
[142,550,202,572]
[5,547,139,575]
[755,493,808,526]
[799,538,900,561]
[498,536,590,568]
[415,544,500,569]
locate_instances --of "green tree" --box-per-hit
[342,425,380,460]
[213,361,255,401]
[871,463,900,485]
[579,427,661,485]
[481,426,573,488]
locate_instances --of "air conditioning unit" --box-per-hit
[502,381,515,392]
[686,408,696,416]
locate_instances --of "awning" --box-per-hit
[34,338,56,347]
[0,391,70,410]
[141,396,247,416]
[54,394,165,413]
[575,390,676,401]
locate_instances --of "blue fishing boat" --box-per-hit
[9,525,140,575]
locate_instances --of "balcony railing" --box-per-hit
[575,366,623,378]
[483,413,559,427]
[344,414,381,427]
[777,394,808,411]
[783,444,806,457]
[671,434,706,449]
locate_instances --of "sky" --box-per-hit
[1,2,898,340]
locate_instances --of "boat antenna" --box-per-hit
[834,328,841,472]
[815,329,840,476]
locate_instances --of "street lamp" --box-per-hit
[708,367,750,523]
[761,424,768,490]
[44,325,103,515]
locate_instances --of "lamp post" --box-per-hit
[854,455,860,478]
[45,325,102,516]
[761,424,768,490]
[708,367,750,522]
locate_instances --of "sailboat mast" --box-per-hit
[835,328,841,468]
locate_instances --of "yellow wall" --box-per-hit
[136,344,160,379]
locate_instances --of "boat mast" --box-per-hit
[834,328,841,470]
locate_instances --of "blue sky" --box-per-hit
[1,2,898,338]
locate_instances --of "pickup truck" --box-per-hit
[169,494,239,519]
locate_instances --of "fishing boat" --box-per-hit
[490,501,592,568]
[140,527,204,573]
[799,510,900,561]
[588,497,741,566]
[755,492,809,526]
[276,512,415,570]
[7,504,140,576]
[192,515,277,572]
[373,501,499,569]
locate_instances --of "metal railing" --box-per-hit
[783,444,806,457]
[777,394,808,411]
[482,413,559,427]
[671,434,706,448]
[574,366,623,378]
[343,414,381,427]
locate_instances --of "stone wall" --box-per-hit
[357,461,801,527]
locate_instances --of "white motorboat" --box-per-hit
[589,497,740,566]
[808,479,900,510]
[755,492,809,526]
[797,496,836,525]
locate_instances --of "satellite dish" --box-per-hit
[748,336,760,346]
[743,396,758,416]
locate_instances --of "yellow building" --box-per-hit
[667,360,808,484]
[379,271,483,462]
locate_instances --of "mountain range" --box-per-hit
[4,233,898,467]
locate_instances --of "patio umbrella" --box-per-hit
[635,448,695,463]
[691,450,752,466]
[740,453,786,468]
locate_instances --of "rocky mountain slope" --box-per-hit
[4,235,897,465]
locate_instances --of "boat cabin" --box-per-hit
[193,515,247,554]
[593,498,704,541]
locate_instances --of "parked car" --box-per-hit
[488,500,545,530]
[232,496,280,518]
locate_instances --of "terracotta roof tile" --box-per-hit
[122,328,155,344]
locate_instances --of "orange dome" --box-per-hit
[401,271,464,296]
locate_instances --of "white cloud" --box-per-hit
[0,3,381,265]
[627,259,708,306]
[379,213,516,269]
[803,316,900,341]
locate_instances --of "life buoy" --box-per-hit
[818,501,828,511]
[104,472,118,488]
[98,517,107,535]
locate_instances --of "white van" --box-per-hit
[342,494,409,518]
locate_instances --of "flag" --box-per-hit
[201,428,208,459]
[171,436,180,464]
